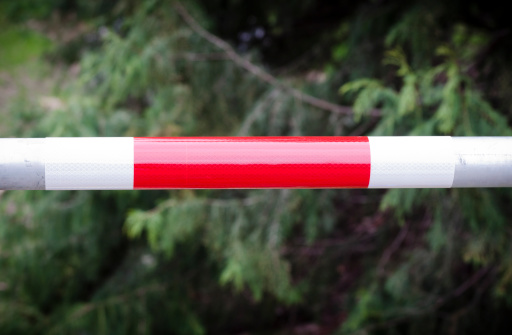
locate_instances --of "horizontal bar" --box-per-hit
[452,137,512,187]
[0,137,511,190]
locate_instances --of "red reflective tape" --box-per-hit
[134,137,370,189]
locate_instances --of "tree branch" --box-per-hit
[377,223,409,276]
[174,2,380,117]
[349,266,493,334]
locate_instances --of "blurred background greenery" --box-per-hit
[1,0,512,333]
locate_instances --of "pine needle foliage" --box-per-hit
[1,0,348,333]
[2,0,512,334]
[338,11,512,335]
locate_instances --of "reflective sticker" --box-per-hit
[368,137,454,188]
[45,138,134,190]
[134,137,371,189]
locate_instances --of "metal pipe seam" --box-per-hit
[0,137,511,190]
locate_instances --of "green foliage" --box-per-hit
[341,44,511,137]
[125,191,306,303]
[0,0,118,22]
[1,0,346,333]
[0,27,53,70]
[338,12,512,334]
[0,0,62,21]
[2,0,512,334]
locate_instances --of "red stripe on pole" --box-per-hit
[134,137,370,189]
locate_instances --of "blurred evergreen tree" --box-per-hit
[1,0,512,334]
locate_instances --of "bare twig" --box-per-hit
[171,52,231,61]
[174,2,380,117]
[377,223,409,276]
[435,266,492,306]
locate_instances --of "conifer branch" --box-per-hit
[350,266,493,334]
[68,284,166,320]
[174,2,380,117]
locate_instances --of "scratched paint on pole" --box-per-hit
[134,137,371,189]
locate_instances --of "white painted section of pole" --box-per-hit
[367,136,455,188]
[45,138,133,190]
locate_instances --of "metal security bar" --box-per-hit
[1,137,511,190]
